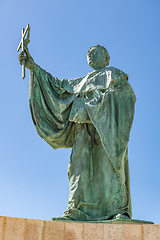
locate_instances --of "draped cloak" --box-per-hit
[29,64,136,221]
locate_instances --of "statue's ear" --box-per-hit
[126,75,129,81]
[106,58,109,66]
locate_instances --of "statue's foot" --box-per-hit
[112,214,130,220]
[51,216,73,222]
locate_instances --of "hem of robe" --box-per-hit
[62,207,131,221]
[51,217,154,224]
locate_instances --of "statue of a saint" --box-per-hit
[18,45,136,222]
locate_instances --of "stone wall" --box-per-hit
[0,216,159,240]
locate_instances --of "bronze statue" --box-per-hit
[18,30,137,222]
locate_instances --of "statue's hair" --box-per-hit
[87,45,110,65]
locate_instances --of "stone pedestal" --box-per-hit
[0,216,159,240]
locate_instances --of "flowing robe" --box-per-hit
[29,64,136,221]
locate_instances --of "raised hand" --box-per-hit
[18,48,34,70]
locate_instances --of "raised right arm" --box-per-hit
[18,48,34,71]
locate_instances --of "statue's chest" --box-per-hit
[80,70,112,93]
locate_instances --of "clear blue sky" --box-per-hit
[0,0,160,224]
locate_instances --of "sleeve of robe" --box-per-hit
[29,64,77,149]
[86,75,136,171]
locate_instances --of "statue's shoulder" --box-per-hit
[106,66,128,81]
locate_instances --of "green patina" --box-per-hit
[19,42,143,223]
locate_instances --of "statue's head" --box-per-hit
[87,45,110,70]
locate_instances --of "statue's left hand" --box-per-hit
[72,108,90,124]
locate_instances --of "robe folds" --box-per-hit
[29,64,136,221]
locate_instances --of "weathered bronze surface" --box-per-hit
[18,38,139,222]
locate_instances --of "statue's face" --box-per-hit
[87,46,106,70]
